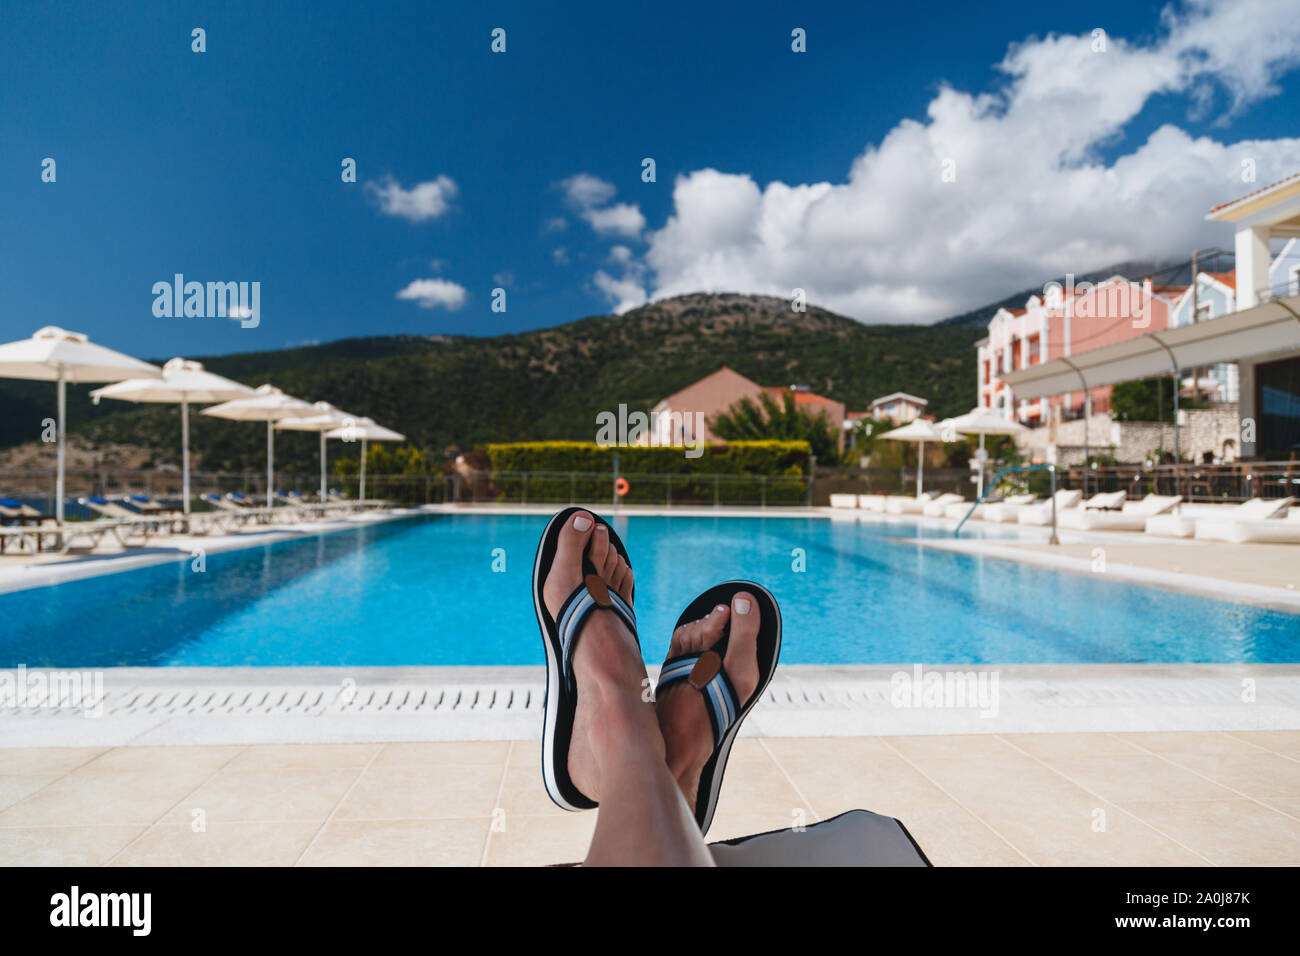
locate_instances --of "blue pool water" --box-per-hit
[3,513,1297,667]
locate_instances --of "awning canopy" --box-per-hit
[1000,294,1300,400]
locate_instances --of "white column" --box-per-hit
[319,431,327,501]
[266,420,274,508]
[181,396,191,515]
[1235,224,1270,309]
[56,369,66,524]
[360,438,368,501]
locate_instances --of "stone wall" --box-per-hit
[1016,406,1241,464]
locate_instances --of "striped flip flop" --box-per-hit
[533,507,637,811]
[657,581,781,836]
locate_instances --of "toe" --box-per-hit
[546,510,594,616]
[722,590,761,703]
[588,521,611,572]
[615,563,634,604]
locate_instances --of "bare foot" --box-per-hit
[654,591,761,813]
[542,510,645,802]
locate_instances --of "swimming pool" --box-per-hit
[4,512,1297,666]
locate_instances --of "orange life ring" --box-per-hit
[614,477,630,497]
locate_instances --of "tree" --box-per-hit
[708,391,841,462]
[1112,376,1207,422]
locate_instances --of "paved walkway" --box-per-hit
[3,732,1299,865]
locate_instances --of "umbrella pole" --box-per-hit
[56,369,66,525]
[181,396,191,515]
[977,433,985,499]
[267,419,274,508]
[917,439,925,497]
[360,438,368,501]
[320,431,327,502]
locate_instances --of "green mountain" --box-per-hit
[0,293,982,472]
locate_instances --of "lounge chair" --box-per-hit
[1144,499,1284,538]
[943,500,985,520]
[78,496,139,519]
[829,494,859,509]
[1017,489,1084,526]
[857,494,889,513]
[200,493,253,514]
[1193,497,1297,543]
[122,494,173,514]
[0,498,52,526]
[981,493,1039,523]
[1059,493,1180,531]
[922,493,966,516]
[886,491,939,515]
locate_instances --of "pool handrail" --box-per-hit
[955,464,1059,544]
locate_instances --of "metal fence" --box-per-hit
[0,467,812,512]
[4,460,1293,515]
[454,470,812,507]
[1048,461,1300,503]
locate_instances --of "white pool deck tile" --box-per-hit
[1,733,1297,866]
[4,663,1298,748]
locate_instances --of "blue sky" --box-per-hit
[3,0,1299,359]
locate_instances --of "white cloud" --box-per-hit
[634,0,1300,323]
[560,173,646,239]
[561,173,617,209]
[593,269,647,314]
[396,278,467,310]
[584,203,646,238]
[543,216,568,233]
[367,175,458,222]
[553,247,570,265]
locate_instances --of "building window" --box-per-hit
[1195,303,1213,322]
[1256,356,1300,460]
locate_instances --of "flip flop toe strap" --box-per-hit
[557,572,636,687]
[656,650,741,750]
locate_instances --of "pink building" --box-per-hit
[977,276,1176,424]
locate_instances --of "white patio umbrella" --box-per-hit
[880,419,948,498]
[942,408,1026,499]
[322,417,405,501]
[201,385,318,506]
[0,326,162,523]
[274,401,358,501]
[90,359,254,514]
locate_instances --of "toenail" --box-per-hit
[714,604,728,614]
[573,514,592,531]
[734,597,752,615]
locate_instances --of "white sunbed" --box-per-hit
[1017,489,1085,526]
[857,494,889,513]
[1059,493,1180,531]
[943,500,983,520]
[922,493,966,516]
[1192,497,1297,543]
[829,494,859,509]
[980,494,1039,523]
[886,491,939,515]
[1144,498,1286,538]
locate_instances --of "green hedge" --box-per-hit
[486,440,811,474]
[483,441,812,505]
